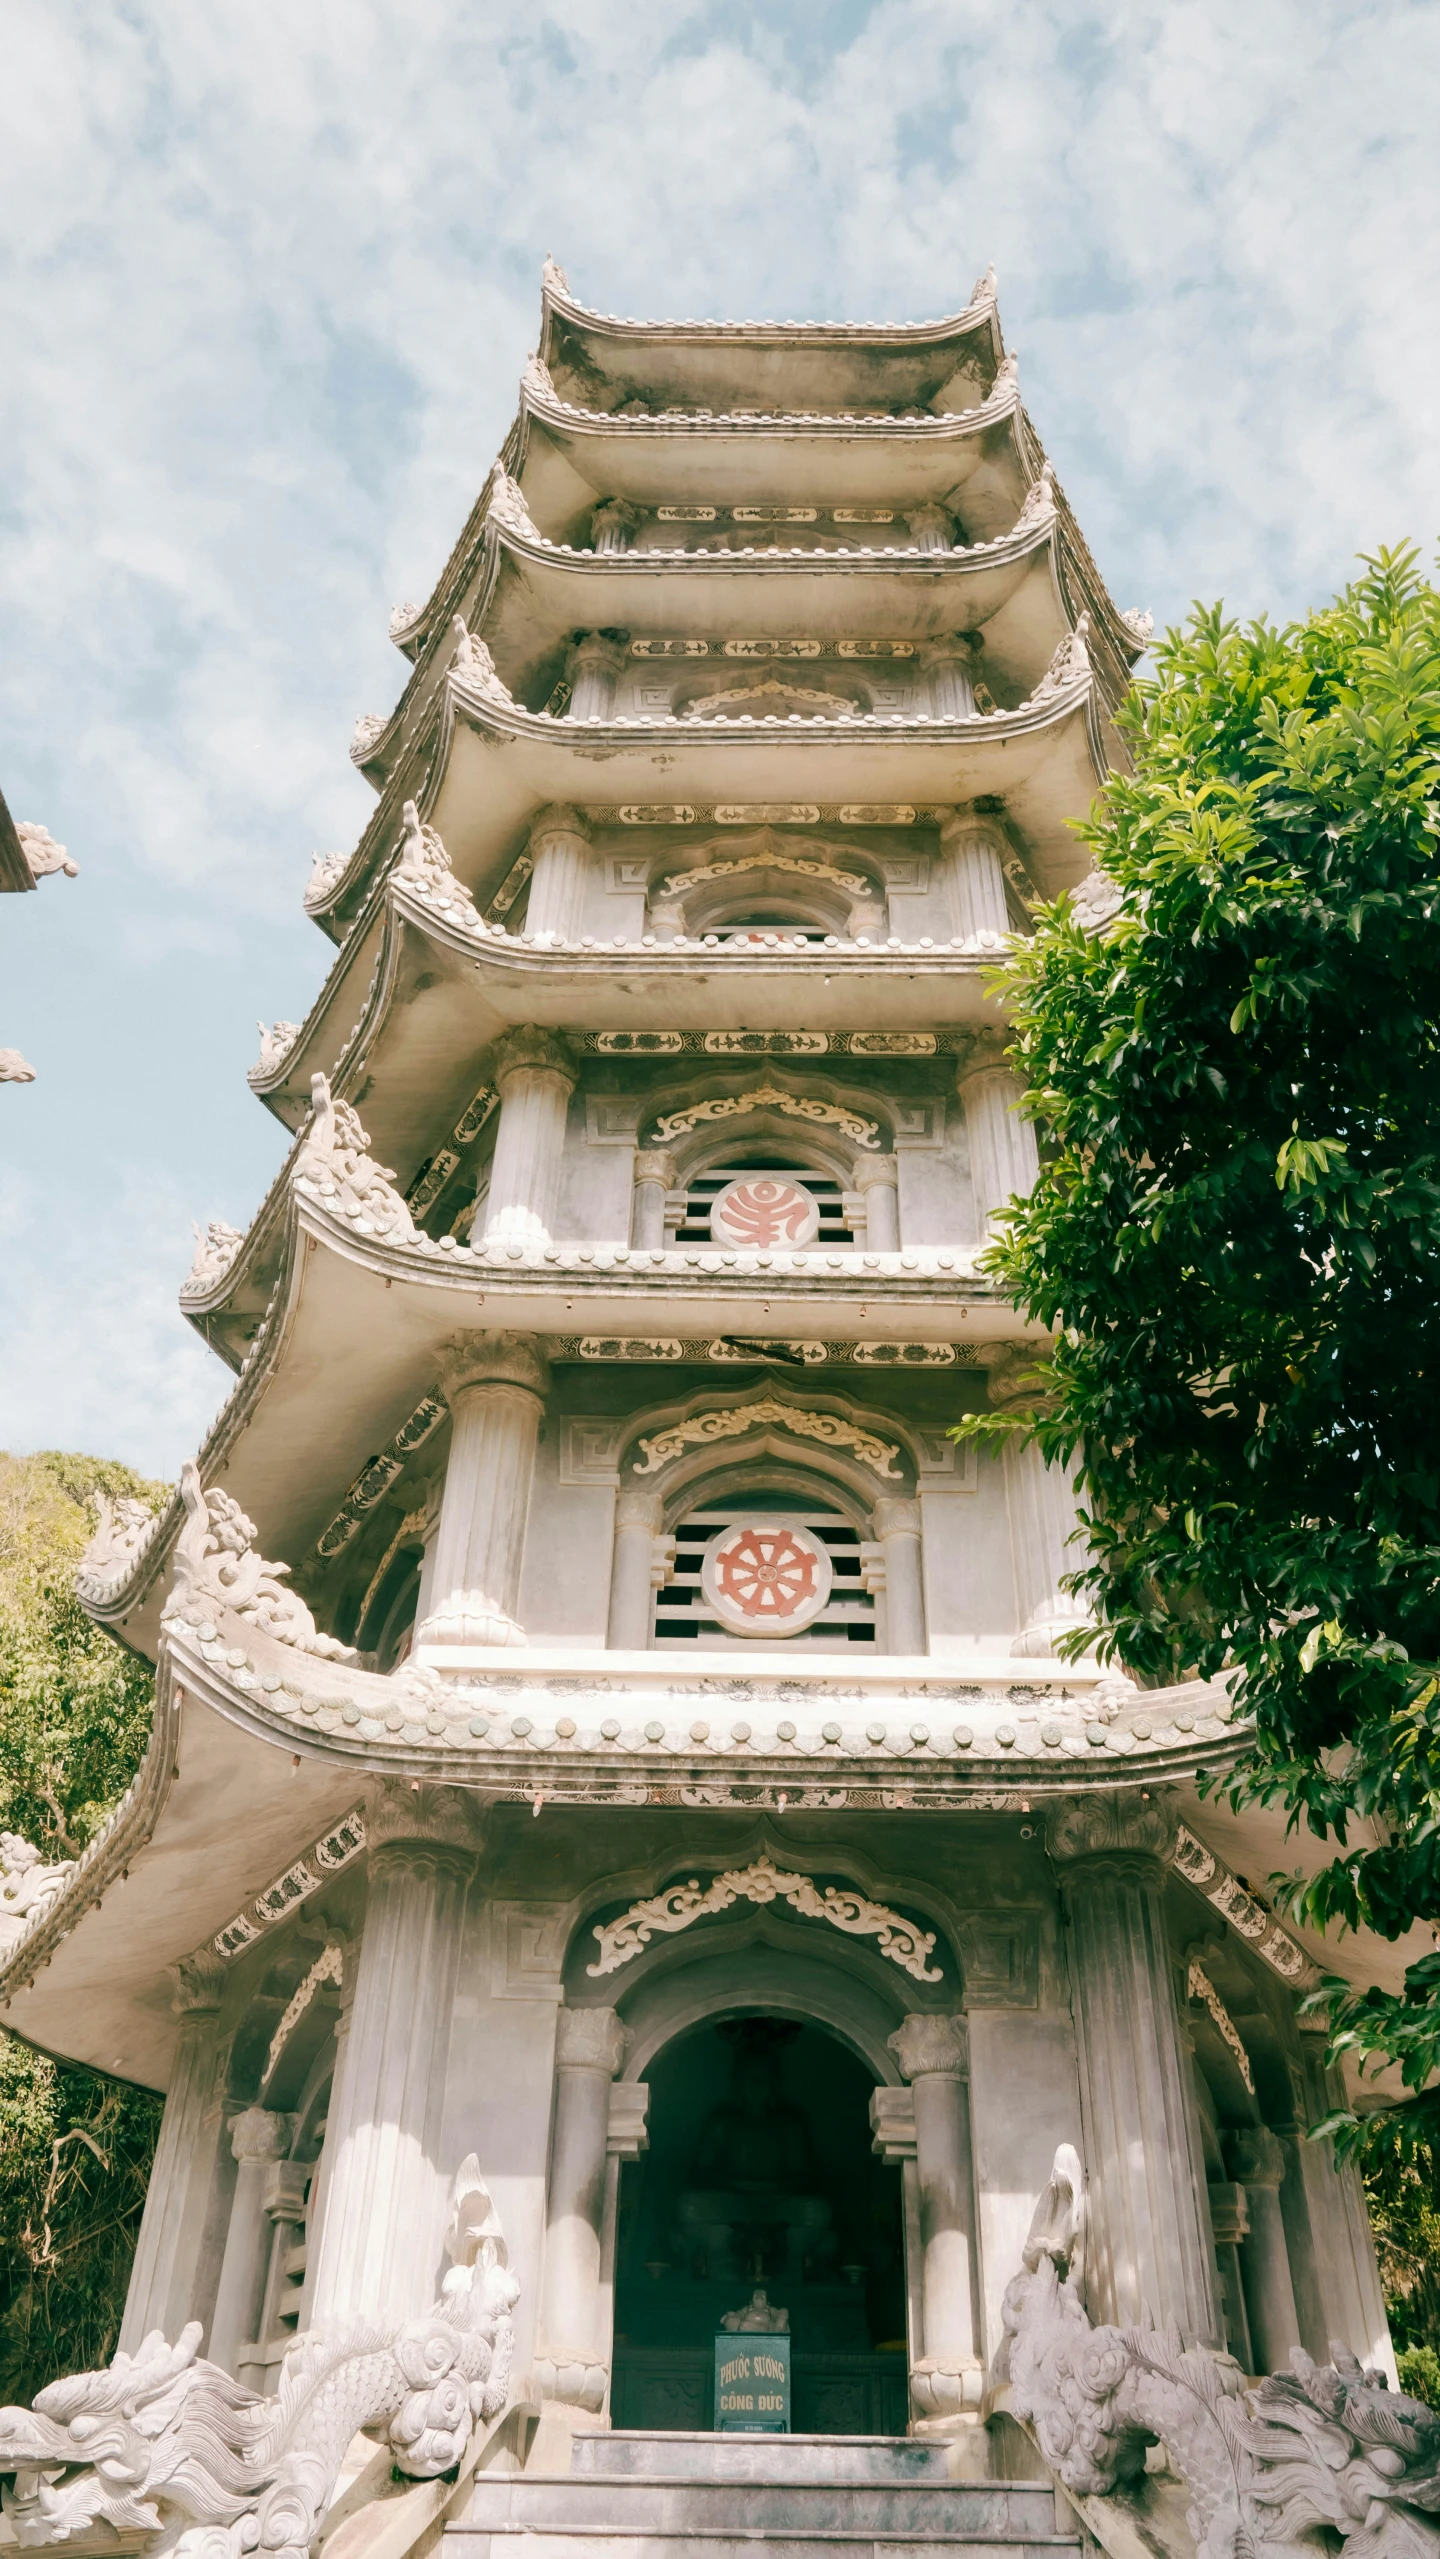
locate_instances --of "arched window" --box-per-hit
[655,1486,875,1648]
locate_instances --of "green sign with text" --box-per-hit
[713,2334,791,2432]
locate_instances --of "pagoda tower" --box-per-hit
[0,267,1399,2519]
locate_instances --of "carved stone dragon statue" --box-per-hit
[170,1462,355,1661]
[1001,2144,1440,2559]
[0,2156,518,2559]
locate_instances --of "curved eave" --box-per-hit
[514,381,1029,528]
[537,278,1004,415]
[481,512,1096,709]
[94,1198,1040,1635]
[0,1660,363,2086]
[435,671,1108,871]
[10,1602,1425,2084]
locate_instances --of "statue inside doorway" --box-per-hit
[672,2019,840,2284]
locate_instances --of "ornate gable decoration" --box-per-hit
[632,1395,902,1479]
[294,1074,414,1244]
[169,1462,355,1662]
[587,1853,942,1981]
[649,1084,882,1149]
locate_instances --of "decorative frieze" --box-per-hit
[551,1335,973,1366]
[614,802,922,825]
[584,1028,946,1054]
[209,1808,367,1959]
[313,1389,447,1559]
[648,1083,883,1148]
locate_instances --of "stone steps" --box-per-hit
[448,2446,1078,2559]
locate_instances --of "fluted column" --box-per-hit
[568,631,626,720]
[906,502,954,553]
[1048,1793,1222,2344]
[608,1486,674,1649]
[537,2008,629,2414]
[417,1333,549,1649]
[631,1149,678,1248]
[482,1026,577,1248]
[208,2106,293,2375]
[525,804,591,944]
[853,1150,900,1249]
[308,1783,484,2331]
[874,1497,926,1653]
[120,1953,229,2351]
[1227,2126,1302,2373]
[959,1058,1038,1230]
[889,2014,980,2429]
[920,638,976,720]
[590,500,641,554]
[942,820,1011,943]
[1002,1433,1090,1656]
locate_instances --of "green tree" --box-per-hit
[966,547,1440,2128]
[0,1451,165,2395]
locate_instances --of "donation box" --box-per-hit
[713,2333,791,2432]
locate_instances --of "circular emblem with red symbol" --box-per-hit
[700,1518,834,1637]
[710,1176,821,1250]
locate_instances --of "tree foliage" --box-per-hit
[0,1451,165,2395]
[968,548,1440,2121]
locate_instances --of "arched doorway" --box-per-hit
[611,2013,908,2435]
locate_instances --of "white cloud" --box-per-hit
[0,0,1436,1461]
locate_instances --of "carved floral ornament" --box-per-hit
[649,1085,882,1149]
[655,849,876,901]
[587,1854,942,1982]
[632,1395,903,1480]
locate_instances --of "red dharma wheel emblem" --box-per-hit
[700,1518,834,1638]
[710,1176,821,1249]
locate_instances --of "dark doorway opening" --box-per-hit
[612,2015,908,2435]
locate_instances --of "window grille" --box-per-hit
[675,1155,855,1246]
[654,1496,875,1648]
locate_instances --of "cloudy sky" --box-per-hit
[2,0,1436,1479]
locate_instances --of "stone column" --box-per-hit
[120,1953,230,2352]
[537,2008,629,2415]
[568,632,626,720]
[942,820,1011,944]
[921,638,976,720]
[308,1783,484,2332]
[906,502,954,553]
[417,1333,549,1649]
[1290,2017,1395,2371]
[1227,2126,1302,2374]
[590,500,641,554]
[607,1486,675,1649]
[959,1059,1038,1230]
[889,2015,981,2430]
[525,804,591,944]
[630,1149,678,1248]
[1207,2180,1255,2370]
[1048,1793,1222,2344]
[873,1497,926,1654]
[207,2107,294,2375]
[482,1026,577,1248]
[1002,1433,1090,1657]
[853,1151,900,1249]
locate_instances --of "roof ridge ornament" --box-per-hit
[449,618,513,706]
[1030,610,1092,703]
[181,1218,245,1299]
[485,463,542,545]
[76,1489,167,1604]
[304,849,348,911]
[1016,462,1057,529]
[984,348,1019,407]
[349,710,387,765]
[295,1071,414,1244]
[170,1460,355,1660]
[522,349,557,404]
[251,1019,301,1082]
[543,253,570,294]
[970,262,998,305]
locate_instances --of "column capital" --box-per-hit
[590,499,643,546]
[556,2005,629,2076]
[889,2012,969,2081]
[852,1150,899,1192]
[1226,2125,1287,2190]
[1047,1789,1178,1866]
[873,1495,923,1540]
[228,2105,294,2165]
[918,633,976,669]
[437,1328,551,1403]
[906,502,954,547]
[568,629,628,674]
[634,1147,679,1188]
[492,1023,577,1089]
[615,1483,666,1534]
[528,800,590,844]
[940,811,1006,854]
[169,1948,227,2015]
[364,1777,489,1858]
